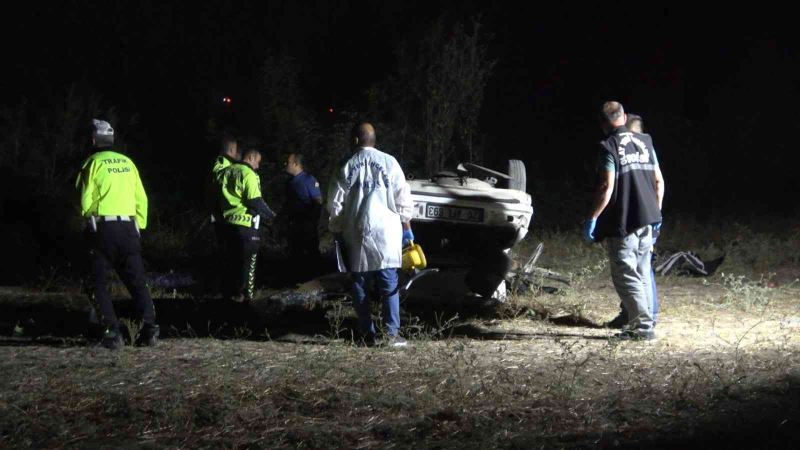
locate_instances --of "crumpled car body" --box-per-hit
[408,160,533,299]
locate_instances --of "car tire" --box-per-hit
[465,251,511,298]
[507,159,526,192]
[466,271,505,298]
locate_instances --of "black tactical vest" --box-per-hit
[595,126,662,240]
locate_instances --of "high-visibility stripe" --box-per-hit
[246,253,257,299]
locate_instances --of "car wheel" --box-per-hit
[507,159,526,192]
[465,251,511,298]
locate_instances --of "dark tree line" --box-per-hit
[0,16,495,284]
[2,6,798,284]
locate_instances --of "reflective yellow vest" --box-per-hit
[218,162,262,227]
[75,150,149,229]
[211,155,233,182]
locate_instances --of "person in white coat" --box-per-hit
[328,123,415,346]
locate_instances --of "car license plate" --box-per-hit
[425,203,484,223]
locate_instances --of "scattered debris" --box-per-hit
[655,251,725,276]
[508,242,570,295]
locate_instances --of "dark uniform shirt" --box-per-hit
[595,126,661,240]
[284,171,321,219]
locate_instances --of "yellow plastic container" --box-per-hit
[402,242,427,270]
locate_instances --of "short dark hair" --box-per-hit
[626,114,643,131]
[242,149,261,160]
[221,135,237,153]
[290,153,305,167]
[351,122,376,147]
[601,101,625,122]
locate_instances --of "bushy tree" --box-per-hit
[392,17,495,174]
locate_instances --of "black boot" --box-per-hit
[135,323,160,347]
[102,328,125,350]
[605,312,628,329]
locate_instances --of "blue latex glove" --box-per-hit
[583,218,596,243]
[402,228,415,247]
[653,222,662,233]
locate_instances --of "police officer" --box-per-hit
[283,153,322,279]
[76,119,159,349]
[217,149,276,302]
[208,135,241,222]
[206,135,240,292]
[584,102,665,340]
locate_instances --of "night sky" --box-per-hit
[3,2,798,218]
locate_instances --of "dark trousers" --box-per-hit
[88,221,155,331]
[286,217,320,282]
[287,217,319,257]
[214,220,228,252]
[211,220,229,293]
[223,224,261,299]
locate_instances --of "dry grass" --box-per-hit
[2,221,800,448]
[1,276,799,448]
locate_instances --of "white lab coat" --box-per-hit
[328,147,414,272]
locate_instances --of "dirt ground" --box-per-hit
[1,277,799,449]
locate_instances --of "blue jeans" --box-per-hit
[651,268,659,322]
[352,269,401,337]
[617,245,660,323]
[606,225,655,332]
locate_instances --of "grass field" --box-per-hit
[1,221,799,448]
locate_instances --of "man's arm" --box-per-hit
[589,170,615,220]
[327,173,347,234]
[243,170,275,220]
[76,158,96,218]
[307,176,324,221]
[133,163,149,229]
[653,165,665,210]
[244,197,276,220]
[391,161,414,223]
[307,176,323,205]
[391,163,415,240]
[396,180,413,227]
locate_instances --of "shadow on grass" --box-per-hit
[0,288,610,345]
[446,323,612,341]
[547,314,605,328]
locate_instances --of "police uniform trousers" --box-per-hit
[286,215,320,282]
[223,223,261,299]
[287,215,319,256]
[89,221,156,331]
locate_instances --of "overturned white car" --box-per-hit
[408,160,533,299]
